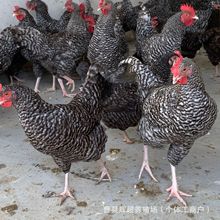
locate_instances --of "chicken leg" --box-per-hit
[58,78,74,98]
[34,77,41,93]
[97,159,112,184]
[123,131,134,144]
[47,75,56,92]
[166,164,192,206]
[138,145,158,182]
[59,173,75,205]
[215,65,220,77]
[10,75,24,85]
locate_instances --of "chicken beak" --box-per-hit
[0,100,5,105]
[193,15,199,20]
[13,13,17,17]
[173,76,181,85]
[97,7,101,11]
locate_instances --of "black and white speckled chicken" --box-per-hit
[114,0,139,32]
[11,2,93,97]
[140,4,199,83]
[135,5,158,61]
[13,6,39,30]
[121,52,217,206]
[88,0,128,81]
[144,0,174,33]
[26,0,72,34]
[181,1,220,59]
[80,0,99,22]
[0,64,111,204]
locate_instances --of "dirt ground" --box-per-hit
[0,50,219,220]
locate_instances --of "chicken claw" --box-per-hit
[97,159,112,184]
[166,185,192,207]
[59,188,75,205]
[167,164,192,206]
[63,92,75,98]
[123,131,134,144]
[138,145,158,182]
[63,75,75,92]
[58,173,76,205]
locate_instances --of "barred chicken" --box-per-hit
[13,6,39,30]
[26,0,72,33]
[0,64,111,204]
[114,0,139,32]
[135,5,158,61]
[88,0,128,81]
[11,2,93,97]
[140,4,199,83]
[120,52,217,206]
[181,1,220,59]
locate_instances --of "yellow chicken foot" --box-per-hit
[166,164,192,206]
[138,145,158,182]
[97,159,112,184]
[58,173,76,205]
[123,131,134,144]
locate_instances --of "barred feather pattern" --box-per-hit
[141,13,187,66]
[88,1,128,80]
[0,28,20,73]
[16,8,40,30]
[11,24,90,78]
[138,58,217,166]
[136,10,157,60]
[101,81,142,131]
[28,0,72,33]
[114,0,138,31]
[139,11,200,83]
[7,65,108,173]
[119,56,164,102]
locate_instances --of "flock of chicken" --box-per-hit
[0,0,219,207]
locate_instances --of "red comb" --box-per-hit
[14,5,20,11]
[65,0,72,5]
[171,50,183,77]
[98,0,104,8]
[0,83,2,92]
[180,4,195,16]
[79,3,85,11]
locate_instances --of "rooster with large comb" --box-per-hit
[139,4,199,83]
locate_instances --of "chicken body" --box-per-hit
[101,81,142,144]
[140,8,198,82]
[88,0,128,81]
[121,56,217,206]
[11,5,91,97]
[114,0,139,32]
[2,65,111,203]
[26,0,72,33]
[135,8,158,61]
